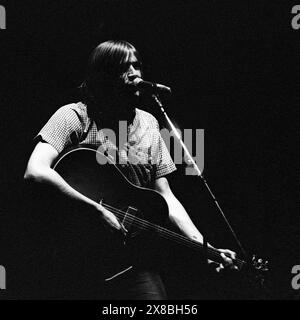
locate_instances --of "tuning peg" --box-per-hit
[263,261,269,270]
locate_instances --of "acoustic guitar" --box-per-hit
[52,144,269,286]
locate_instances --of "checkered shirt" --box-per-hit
[36,102,176,187]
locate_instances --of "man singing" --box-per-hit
[24,40,237,299]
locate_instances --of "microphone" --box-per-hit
[132,77,172,94]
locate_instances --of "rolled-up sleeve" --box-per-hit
[35,105,82,154]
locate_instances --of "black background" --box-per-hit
[0,0,299,300]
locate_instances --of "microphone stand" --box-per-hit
[152,93,248,260]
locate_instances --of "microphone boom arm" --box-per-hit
[152,93,248,259]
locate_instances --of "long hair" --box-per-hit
[79,40,143,117]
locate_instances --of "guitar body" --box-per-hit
[53,145,170,281]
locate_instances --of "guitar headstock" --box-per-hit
[243,254,270,296]
[251,254,269,273]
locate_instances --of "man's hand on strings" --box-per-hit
[208,249,239,273]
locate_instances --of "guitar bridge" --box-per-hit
[122,206,139,237]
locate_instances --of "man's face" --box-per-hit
[120,56,142,88]
[108,55,142,113]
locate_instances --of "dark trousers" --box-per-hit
[103,269,167,300]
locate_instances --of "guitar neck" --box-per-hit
[153,224,245,269]
[102,202,245,269]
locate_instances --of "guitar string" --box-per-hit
[102,202,236,262]
[103,203,244,267]
[101,202,245,267]
[101,203,221,259]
